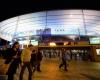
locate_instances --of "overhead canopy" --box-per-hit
[0,10,100,41]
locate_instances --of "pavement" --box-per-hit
[0,57,100,80]
[13,58,100,80]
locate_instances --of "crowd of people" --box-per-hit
[0,41,71,80]
[0,42,43,80]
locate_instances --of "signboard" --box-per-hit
[89,37,100,44]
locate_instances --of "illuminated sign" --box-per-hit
[31,40,38,46]
[89,37,100,44]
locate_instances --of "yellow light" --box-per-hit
[64,42,68,45]
[49,42,56,46]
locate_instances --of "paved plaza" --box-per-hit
[14,58,100,80]
[0,58,100,80]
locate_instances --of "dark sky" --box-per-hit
[0,0,100,22]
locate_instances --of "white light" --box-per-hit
[69,14,73,18]
[96,49,100,55]
[68,35,77,40]
[31,40,38,46]
[19,40,29,45]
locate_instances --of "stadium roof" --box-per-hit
[0,10,100,41]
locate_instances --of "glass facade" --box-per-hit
[0,10,100,41]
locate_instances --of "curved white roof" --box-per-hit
[0,10,100,41]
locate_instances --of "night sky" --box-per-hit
[0,0,100,21]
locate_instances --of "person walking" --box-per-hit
[36,50,43,72]
[59,49,70,71]
[19,44,33,80]
[30,49,37,72]
[5,42,21,80]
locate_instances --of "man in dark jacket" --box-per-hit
[5,42,21,80]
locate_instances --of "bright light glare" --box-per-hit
[19,40,29,45]
[96,49,100,55]
[68,35,77,40]
[49,42,56,46]
[64,42,68,45]
[31,40,38,46]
